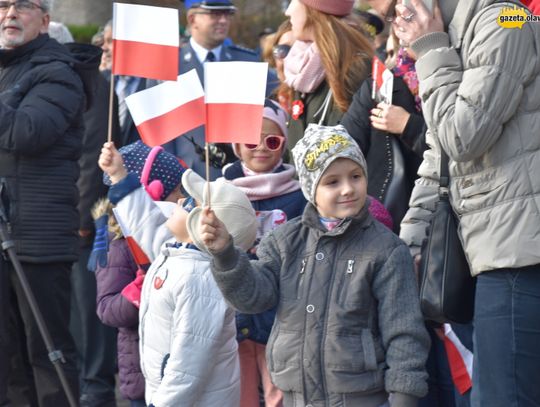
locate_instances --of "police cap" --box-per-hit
[184,0,236,11]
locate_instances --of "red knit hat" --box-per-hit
[300,0,354,16]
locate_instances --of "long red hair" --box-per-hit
[304,8,374,111]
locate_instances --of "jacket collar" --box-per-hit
[0,33,48,67]
[160,239,211,259]
[189,37,223,63]
[302,201,372,236]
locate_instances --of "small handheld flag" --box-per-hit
[112,3,179,81]
[371,56,394,104]
[125,70,206,147]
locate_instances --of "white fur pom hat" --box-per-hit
[183,169,257,253]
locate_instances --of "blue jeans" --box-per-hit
[130,399,146,407]
[471,265,540,407]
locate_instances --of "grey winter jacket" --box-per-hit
[211,204,429,407]
[399,0,540,275]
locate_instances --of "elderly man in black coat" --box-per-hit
[0,0,99,405]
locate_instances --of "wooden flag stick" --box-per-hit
[107,71,115,143]
[204,142,211,208]
[371,58,378,101]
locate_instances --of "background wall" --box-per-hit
[52,0,180,26]
[51,0,288,47]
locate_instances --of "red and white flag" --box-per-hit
[440,324,473,395]
[112,208,151,271]
[125,69,205,147]
[372,56,394,104]
[112,3,179,81]
[205,62,268,144]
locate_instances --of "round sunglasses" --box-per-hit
[244,135,285,151]
[272,44,291,60]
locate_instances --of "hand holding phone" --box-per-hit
[394,0,444,49]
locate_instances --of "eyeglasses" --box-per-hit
[0,0,44,13]
[181,196,196,213]
[272,44,291,60]
[244,135,285,151]
[192,9,235,19]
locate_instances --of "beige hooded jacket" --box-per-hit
[399,0,540,275]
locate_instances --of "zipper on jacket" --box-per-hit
[298,258,307,299]
[139,255,168,377]
[337,259,356,300]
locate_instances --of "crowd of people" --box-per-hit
[0,0,539,406]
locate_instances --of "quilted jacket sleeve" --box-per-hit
[400,5,539,250]
[0,61,83,154]
[95,238,140,328]
[112,183,172,261]
[411,7,537,162]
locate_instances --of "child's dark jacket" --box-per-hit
[211,203,429,406]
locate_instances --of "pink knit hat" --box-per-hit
[367,196,393,230]
[300,0,355,16]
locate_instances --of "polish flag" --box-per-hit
[112,208,151,271]
[439,324,473,395]
[112,3,179,81]
[372,56,394,104]
[125,69,205,147]
[205,62,268,144]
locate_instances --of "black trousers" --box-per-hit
[70,244,117,407]
[0,259,79,407]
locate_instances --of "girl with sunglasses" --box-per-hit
[222,99,306,407]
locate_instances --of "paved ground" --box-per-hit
[115,376,130,407]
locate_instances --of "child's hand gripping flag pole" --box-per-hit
[125,69,206,147]
[371,56,394,105]
[107,2,180,142]
[203,61,268,206]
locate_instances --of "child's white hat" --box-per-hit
[182,169,257,253]
[292,124,367,204]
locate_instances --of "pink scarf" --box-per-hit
[284,41,326,94]
[224,161,301,201]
